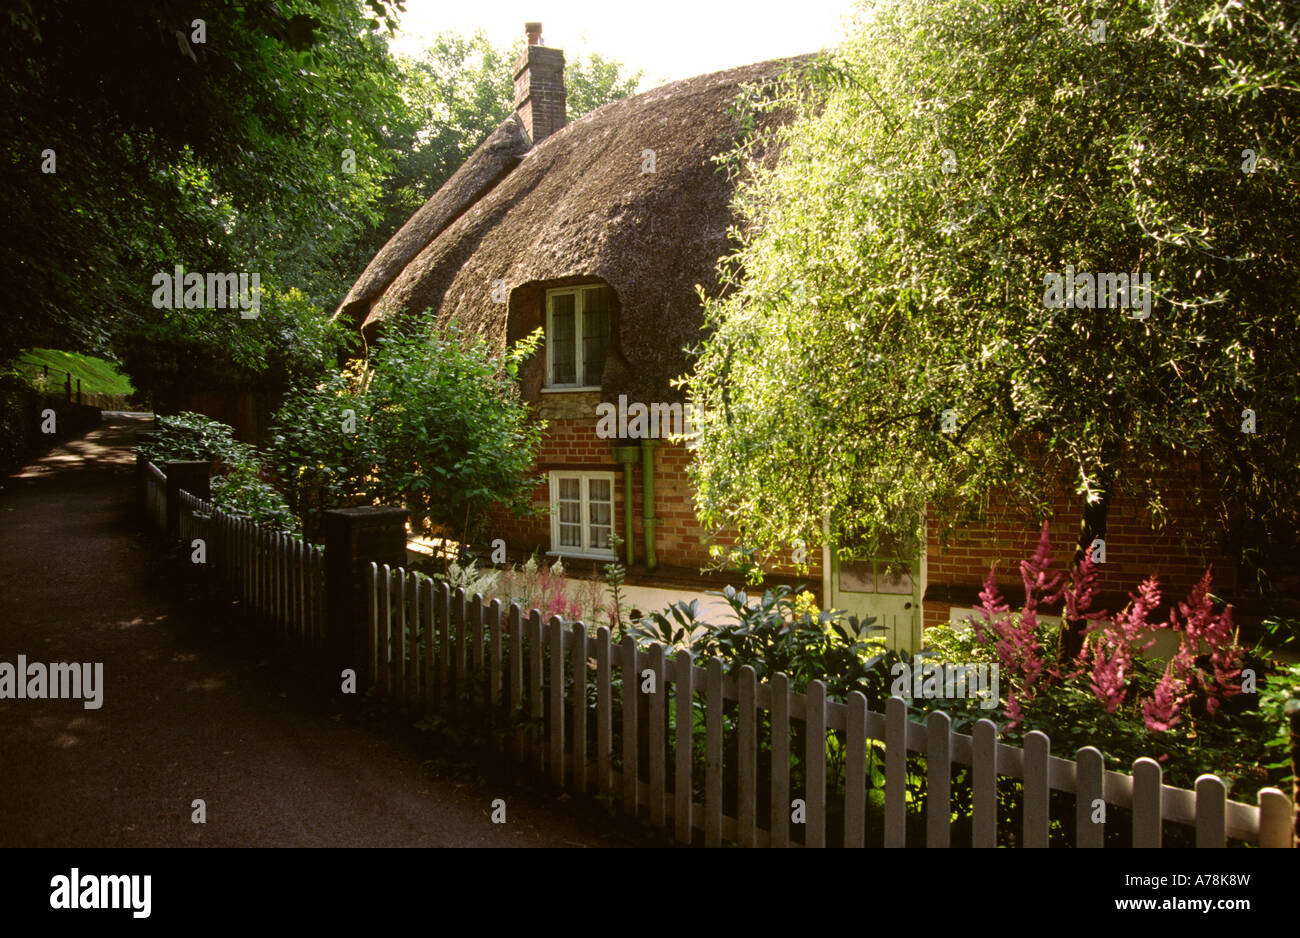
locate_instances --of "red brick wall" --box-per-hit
[485,416,825,586]
[922,481,1239,632]
[489,416,1236,630]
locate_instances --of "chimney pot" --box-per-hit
[526,22,542,45]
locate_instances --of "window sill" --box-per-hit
[541,386,601,394]
[547,549,617,562]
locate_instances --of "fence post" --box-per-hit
[164,461,210,542]
[322,506,408,684]
[134,432,158,519]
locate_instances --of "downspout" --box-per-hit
[822,512,833,611]
[640,438,658,570]
[612,445,638,566]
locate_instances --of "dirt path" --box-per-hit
[0,416,646,847]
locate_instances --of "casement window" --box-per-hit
[549,471,616,559]
[545,285,610,389]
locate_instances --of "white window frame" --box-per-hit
[548,470,617,560]
[545,285,609,390]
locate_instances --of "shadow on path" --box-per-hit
[0,416,644,847]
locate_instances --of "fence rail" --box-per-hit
[365,562,1294,849]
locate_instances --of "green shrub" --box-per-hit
[210,462,299,535]
[632,583,906,704]
[135,411,254,468]
[137,411,297,535]
[269,313,545,550]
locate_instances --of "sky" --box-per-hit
[389,0,862,87]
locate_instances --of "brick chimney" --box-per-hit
[513,21,566,144]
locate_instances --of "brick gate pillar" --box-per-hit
[164,460,211,541]
[323,506,409,681]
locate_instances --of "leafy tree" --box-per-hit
[564,42,646,120]
[1,0,405,388]
[264,362,373,530]
[269,315,545,550]
[116,287,352,416]
[686,0,1300,627]
[3,3,644,420]
[329,30,646,284]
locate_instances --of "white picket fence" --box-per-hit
[136,461,1295,848]
[173,485,327,650]
[367,561,1295,849]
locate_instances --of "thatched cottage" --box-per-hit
[337,24,1248,650]
[335,26,829,595]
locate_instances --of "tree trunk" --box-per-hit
[1059,467,1113,665]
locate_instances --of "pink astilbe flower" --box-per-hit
[1022,521,1065,606]
[1004,692,1024,728]
[1141,662,1185,731]
[1205,605,1244,714]
[1102,568,1245,733]
[1005,521,1062,699]
[1057,543,1107,681]
[1088,576,1162,714]
[536,564,556,612]
[1088,625,1134,714]
[966,521,1061,728]
[1168,568,1243,716]
[968,570,1027,727]
[971,564,1010,646]
[543,591,585,624]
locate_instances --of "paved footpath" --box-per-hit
[0,415,637,847]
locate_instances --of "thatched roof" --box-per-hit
[334,113,533,327]
[335,55,810,404]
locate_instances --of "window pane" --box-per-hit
[553,474,616,555]
[581,288,609,386]
[587,478,612,550]
[876,561,913,595]
[559,523,583,548]
[549,293,576,384]
[838,560,874,593]
[556,476,582,548]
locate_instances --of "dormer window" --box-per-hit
[546,285,610,389]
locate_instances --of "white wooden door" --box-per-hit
[829,550,924,653]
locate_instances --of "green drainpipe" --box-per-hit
[612,445,639,566]
[640,438,657,570]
